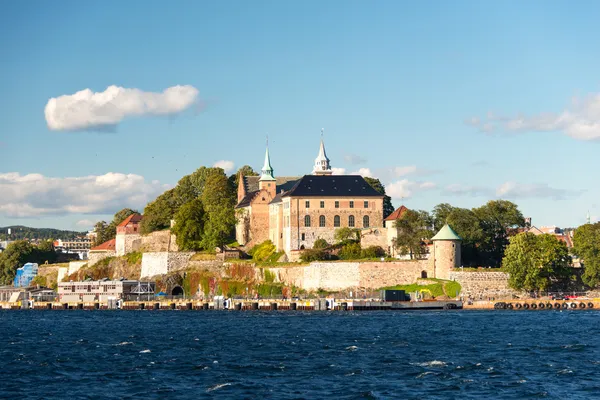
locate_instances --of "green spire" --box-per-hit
[431,224,462,241]
[259,145,275,181]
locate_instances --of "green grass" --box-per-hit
[381,279,462,298]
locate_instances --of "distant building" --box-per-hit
[115,214,143,256]
[13,263,38,288]
[54,237,92,260]
[58,279,155,303]
[88,238,116,266]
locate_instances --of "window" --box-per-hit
[334,215,340,227]
[350,201,354,208]
[305,201,310,208]
[363,215,370,228]
[335,201,339,208]
[349,215,355,227]
[320,201,325,208]
[301,233,305,241]
[319,215,326,227]
[364,201,369,208]
[304,215,311,227]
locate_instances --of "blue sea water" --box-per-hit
[1,310,600,399]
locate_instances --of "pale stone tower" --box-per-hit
[431,224,461,280]
[312,129,332,175]
[259,144,276,198]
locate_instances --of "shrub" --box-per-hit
[31,275,47,287]
[249,240,276,262]
[313,239,329,249]
[361,246,386,259]
[339,243,362,260]
[444,280,462,297]
[300,248,328,262]
[334,228,360,244]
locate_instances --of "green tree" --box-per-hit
[473,200,525,267]
[572,223,600,287]
[432,203,456,232]
[172,198,206,251]
[393,209,433,259]
[229,165,259,190]
[313,238,329,249]
[140,189,179,234]
[200,171,236,249]
[339,242,362,260]
[503,233,571,292]
[0,240,35,284]
[37,240,57,264]
[93,208,139,246]
[364,177,394,219]
[334,227,360,244]
[446,207,484,267]
[92,221,110,247]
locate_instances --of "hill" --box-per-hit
[0,226,85,241]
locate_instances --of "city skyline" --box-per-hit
[1,1,599,230]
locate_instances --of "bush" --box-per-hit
[248,240,276,262]
[300,248,328,262]
[313,239,329,249]
[361,246,386,259]
[31,275,47,287]
[334,228,360,244]
[339,243,362,260]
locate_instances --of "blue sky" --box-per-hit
[1,0,599,231]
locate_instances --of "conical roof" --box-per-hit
[259,146,275,181]
[431,224,462,241]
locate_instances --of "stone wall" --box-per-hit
[140,252,194,278]
[88,250,116,267]
[116,233,141,256]
[270,260,433,291]
[140,230,178,252]
[449,271,518,299]
[68,261,87,276]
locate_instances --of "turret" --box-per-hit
[312,129,332,175]
[431,224,461,280]
[259,145,276,198]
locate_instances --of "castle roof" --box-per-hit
[117,213,143,228]
[259,146,276,181]
[431,224,462,241]
[282,175,383,198]
[384,205,408,221]
[90,238,116,251]
[242,176,300,193]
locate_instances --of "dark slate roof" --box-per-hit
[269,192,284,205]
[236,190,259,208]
[282,175,384,197]
[243,176,300,193]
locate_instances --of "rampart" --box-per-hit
[449,271,517,299]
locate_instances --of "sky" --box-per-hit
[0,0,599,231]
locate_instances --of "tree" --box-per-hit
[92,221,111,247]
[334,227,360,244]
[572,223,600,287]
[432,203,456,232]
[473,200,525,267]
[364,177,394,219]
[313,238,329,249]
[140,189,179,234]
[446,207,484,267]
[393,209,433,259]
[172,198,206,251]
[200,171,236,249]
[503,233,571,292]
[0,240,60,285]
[93,208,138,246]
[229,165,259,190]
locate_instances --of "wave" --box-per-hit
[207,383,231,392]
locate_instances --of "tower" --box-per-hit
[431,224,461,280]
[259,143,276,198]
[312,129,332,175]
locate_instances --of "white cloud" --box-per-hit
[392,166,418,176]
[331,167,347,175]
[467,93,600,140]
[213,160,235,174]
[44,85,200,131]
[496,181,578,200]
[386,179,436,200]
[0,172,169,218]
[344,154,367,165]
[349,168,374,178]
[76,219,95,228]
[444,184,493,197]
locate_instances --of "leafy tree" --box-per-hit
[432,203,456,232]
[313,238,329,249]
[140,189,179,234]
[334,227,360,244]
[393,209,433,259]
[300,248,328,262]
[0,240,60,285]
[229,165,259,190]
[446,208,484,267]
[200,171,236,249]
[364,177,394,219]
[92,221,111,247]
[339,242,362,260]
[473,200,525,268]
[503,233,571,292]
[172,198,206,251]
[0,226,83,241]
[572,223,600,287]
[361,246,386,259]
[93,208,138,246]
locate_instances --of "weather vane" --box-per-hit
[321,128,324,138]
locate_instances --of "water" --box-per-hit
[2,310,600,399]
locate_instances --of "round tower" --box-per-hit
[431,224,461,280]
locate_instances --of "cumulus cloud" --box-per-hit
[331,167,347,175]
[344,154,367,165]
[44,85,200,131]
[213,160,235,174]
[0,172,169,218]
[444,184,493,197]
[467,93,600,140]
[495,181,579,200]
[386,179,436,200]
[349,168,374,178]
[75,219,95,228]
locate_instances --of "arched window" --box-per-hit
[334,215,340,227]
[363,215,370,228]
[421,271,428,279]
[304,215,311,227]
[348,215,355,227]
[319,215,326,227]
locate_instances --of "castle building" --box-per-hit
[236,136,384,260]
